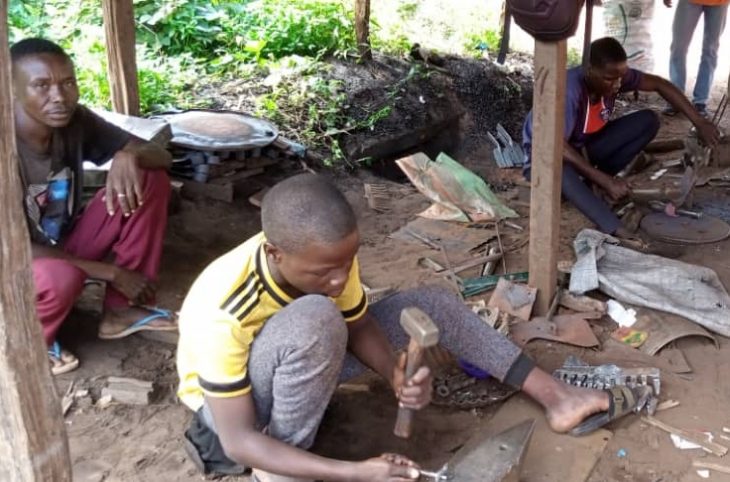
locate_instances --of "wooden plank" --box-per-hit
[355,0,372,61]
[0,2,73,479]
[102,0,140,115]
[528,40,567,315]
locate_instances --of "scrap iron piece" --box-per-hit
[553,356,661,395]
[448,419,535,482]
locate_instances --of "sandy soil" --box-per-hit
[57,88,730,482]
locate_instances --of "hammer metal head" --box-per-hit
[400,307,439,347]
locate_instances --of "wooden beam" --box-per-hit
[528,40,567,315]
[0,1,73,480]
[355,0,372,61]
[102,0,140,115]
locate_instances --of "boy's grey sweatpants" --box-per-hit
[200,285,533,450]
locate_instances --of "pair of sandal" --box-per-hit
[48,307,177,376]
[571,384,655,436]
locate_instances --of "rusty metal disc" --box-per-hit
[154,110,278,151]
[640,212,730,244]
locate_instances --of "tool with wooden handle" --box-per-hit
[393,307,440,439]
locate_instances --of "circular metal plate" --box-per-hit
[154,110,278,151]
[640,212,730,245]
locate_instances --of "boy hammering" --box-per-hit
[177,174,629,482]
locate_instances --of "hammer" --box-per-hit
[394,307,440,439]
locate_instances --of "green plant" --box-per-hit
[466,28,502,56]
[568,47,583,67]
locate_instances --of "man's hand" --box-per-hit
[353,454,420,482]
[105,150,143,216]
[392,353,432,410]
[602,177,630,203]
[111,267,155,304]
[695,117,721,148]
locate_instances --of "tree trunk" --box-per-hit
[355,0,372,61]
[0,1,73,480]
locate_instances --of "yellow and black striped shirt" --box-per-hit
[176,232,368,411]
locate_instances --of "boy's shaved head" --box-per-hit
[262,174,357,252]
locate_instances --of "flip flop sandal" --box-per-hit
[570,385,652,437]
[48,341,80,376]
[98,307,178,340]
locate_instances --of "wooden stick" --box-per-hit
[655,399,680,412]
[642,416,728,457]
[693,461,730,474]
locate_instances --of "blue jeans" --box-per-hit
[669,0,728,105]
[525,110,660,234]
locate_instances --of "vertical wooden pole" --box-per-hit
[355,0,372,61]
[0,1,73,480]
[528,40,567,315]
[102,0,140,115]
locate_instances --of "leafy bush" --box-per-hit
[135,0,357,66]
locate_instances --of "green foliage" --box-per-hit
[135,0,357,66]
[8,0,203,112]
[567,47,583,68]
[466,28,502,56]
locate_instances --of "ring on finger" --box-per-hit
[117,193,127,198]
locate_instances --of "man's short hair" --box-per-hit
[589,37,627,69]
[10,38,70,64]
[262,174,357,252]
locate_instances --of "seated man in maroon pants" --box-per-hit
[11,38,176,374]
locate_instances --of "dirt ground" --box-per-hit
[58,83,730,482]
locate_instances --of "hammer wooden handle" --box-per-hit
[393,338,425,439]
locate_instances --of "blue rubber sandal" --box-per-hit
[48,341,79,375]
[98,307,177,340]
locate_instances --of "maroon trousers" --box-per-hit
[33,169,171,345]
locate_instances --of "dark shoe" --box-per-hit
[693,103,709,118]
[662,105,679,116]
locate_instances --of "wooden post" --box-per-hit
[0,1,73,480]
[528,40,567,315]
[102,0,140,115]
[355,0,372,61]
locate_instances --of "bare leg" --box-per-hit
[521,368,609,433]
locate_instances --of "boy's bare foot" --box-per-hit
[520,367,609,433]
[544,383,609,433]
[98,306,177,340]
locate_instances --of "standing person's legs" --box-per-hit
[693,4,729,105]
[186,295,348,479]
[585,110,660,174]
[669,0,703,93]
[525,164,622,234]
[63,169,171,310]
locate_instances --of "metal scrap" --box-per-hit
[432,367,517,410]
[488,124,525,168]
[553,355,661,396]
